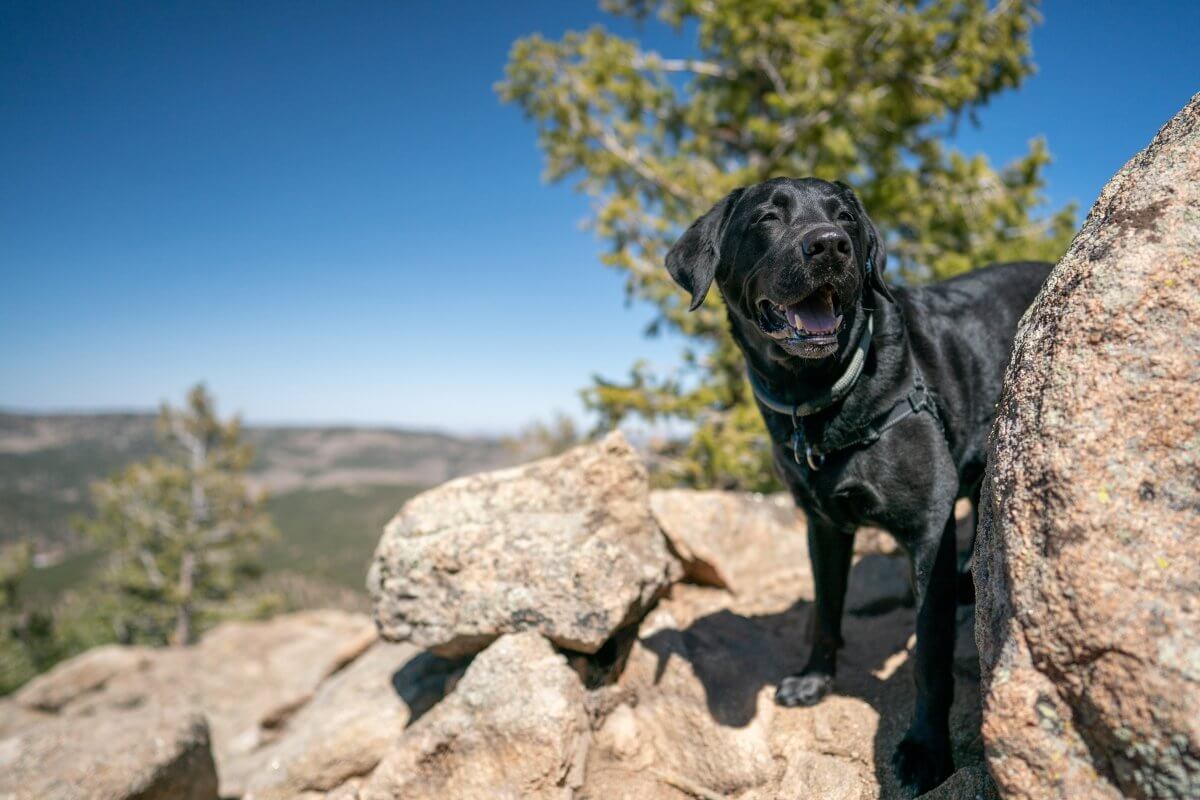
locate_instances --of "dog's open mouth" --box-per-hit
[756,284,844,345]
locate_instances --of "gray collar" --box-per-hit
[746,313,874,418]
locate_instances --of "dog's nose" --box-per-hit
[801,227,851,260]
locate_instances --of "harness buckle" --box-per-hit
[790,428,804,465]
[908,385,931,414]
[789,424,826,470]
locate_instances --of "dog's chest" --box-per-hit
[777,455,882,528]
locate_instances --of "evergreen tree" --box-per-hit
[500,0,1074,488]
[1,541,42,693]
[81,385,275,645]
[0,541,31,615]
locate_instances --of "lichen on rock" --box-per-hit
[976,93,1200,800]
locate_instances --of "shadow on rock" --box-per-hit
[628,588,982,799]
[640,601,814,728]
[391,651,473,727]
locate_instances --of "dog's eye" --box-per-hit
[836,211,855,223]
[753,212,780,227]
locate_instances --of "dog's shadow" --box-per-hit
[637,590,982,798]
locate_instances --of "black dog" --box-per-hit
[665,177,1050,794]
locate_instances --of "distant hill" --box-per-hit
[0,411,520,558]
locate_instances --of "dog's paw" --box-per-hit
[775,672,833,707]
[891,730,954,796]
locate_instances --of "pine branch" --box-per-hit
[634,53,733,78]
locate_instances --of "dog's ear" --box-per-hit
[835,181,896,304]
[666,189,743,311]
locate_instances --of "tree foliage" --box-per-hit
[499,0,1074,488]
[0,541,32,615]
[0,540,50,693]
[503,412,584,460]
[80,385,275,645]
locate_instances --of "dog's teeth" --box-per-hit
[785,307,800,329]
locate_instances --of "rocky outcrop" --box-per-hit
[1,443,990,798]
[241,640,455,799]
[976,94,1200,799]
[583,583,982,800]
[13,644,155,713]
[359,632,590,800]
[141,611,374,797]
[368,431,680,657]
[0,703,218,800]
[5,610,376,798]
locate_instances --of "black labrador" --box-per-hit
[665,177,1050,794]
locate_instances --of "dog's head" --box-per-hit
[666,177,891,362]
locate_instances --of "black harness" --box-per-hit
[746,258,945,471]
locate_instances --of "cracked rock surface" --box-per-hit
[0,702,218,800]
[976,93,1200,799]
[0,490,988,799]
[358,631,590,800]
[4,610,376,798]
[368,431,681,658]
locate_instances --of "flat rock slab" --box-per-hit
[976,93,1200,799]
[358,631,590,800]
[0,702,218,800]
[13,644,155,713]
[369,431,681,657]
[9,610,377,799]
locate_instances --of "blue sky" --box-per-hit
[2,1,1197,434]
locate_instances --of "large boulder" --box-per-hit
[0,703,218,800]
[368,431,681,657]
[358,631,590,800]
[976,94,1200,799]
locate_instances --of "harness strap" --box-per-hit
[792,369,944,470]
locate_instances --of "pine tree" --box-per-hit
[82,385,275,645]
[499,0,1074,488]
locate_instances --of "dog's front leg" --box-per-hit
[893,508,958,794]
[776,517,853,707]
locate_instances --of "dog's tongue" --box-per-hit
[786,292,838,333]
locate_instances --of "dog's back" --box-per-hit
[895,260,1053,487]
[906,260,1051,329]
